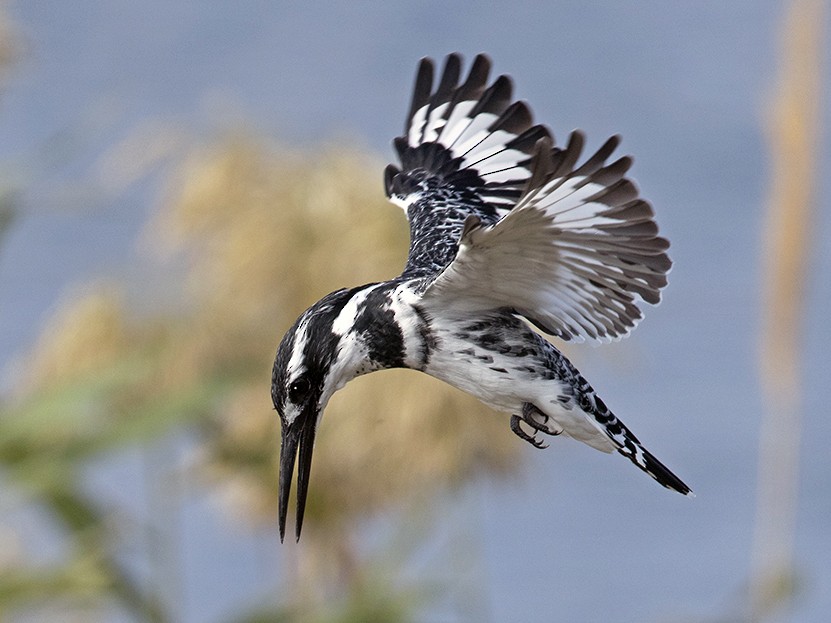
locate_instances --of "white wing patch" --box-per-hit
[408,104,429,147]
[422,102,450,143]
[388,191,422,213]
[448,112,499,158]
[436,100,477,146]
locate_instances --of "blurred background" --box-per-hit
[0,1,828,622]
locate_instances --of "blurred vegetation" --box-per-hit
[0,190,13,249]
[0,2,18,247]
[0,126,522,621]
[750,0,826,620]
[0,4,519,617]
[0,4,19,86]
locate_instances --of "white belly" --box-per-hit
[425,347,534,413]
[422,317,616,452]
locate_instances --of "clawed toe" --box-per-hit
[510,414,549,449]
[521,403,551,433]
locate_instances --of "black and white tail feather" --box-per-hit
[273,53,691,541]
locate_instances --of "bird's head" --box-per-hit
[271,287,368,542]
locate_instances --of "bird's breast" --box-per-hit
[422,311,562,413]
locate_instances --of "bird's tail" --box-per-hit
[619,440,693,496]
[385,53,551,212]
[582,392,692,496]
[605,414,692,495]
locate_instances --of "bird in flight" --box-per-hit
[272,53,691,542]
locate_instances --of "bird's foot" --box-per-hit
[510,414,549,449]
[521,402,561,436]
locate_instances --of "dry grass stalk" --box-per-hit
[751,0,826,618]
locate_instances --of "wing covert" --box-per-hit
[422,136,672,342]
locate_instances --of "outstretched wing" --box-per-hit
[423,135,671,342]
[385,53,550,278]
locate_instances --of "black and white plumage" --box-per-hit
[272,53,691,542]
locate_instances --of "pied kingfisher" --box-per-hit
[272,53,691,541]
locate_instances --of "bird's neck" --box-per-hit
[329,282,435,390]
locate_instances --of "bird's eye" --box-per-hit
[288,377,311,403]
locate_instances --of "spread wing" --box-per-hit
[422,135,672,342]
[385,53,550,278]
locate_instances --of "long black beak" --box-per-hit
[278,408,318,542]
